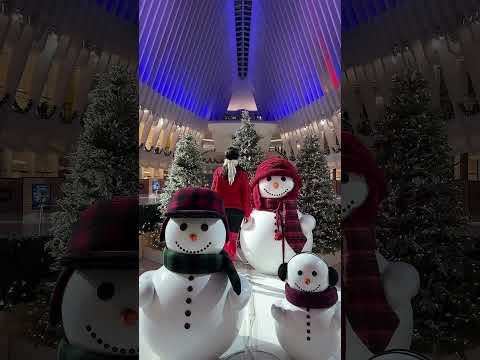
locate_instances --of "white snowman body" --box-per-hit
[271,253,340,360]
[342,171,420,360]
[139,217,251,360]
[368,349,430,360]
[61,269,139,356]
[240,175,316,275]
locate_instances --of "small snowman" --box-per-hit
[271,253,340,360]
[139,187,252,360]
[341,132,420,359]
[240,157,316,275]
[368,350,430,360]
[49,198,139,359]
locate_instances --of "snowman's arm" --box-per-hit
[228,275,252,310]
[271,302,287,321]
[382,261,420,310]
[240,215,255,231]
[139,270,156,308]
[298,211,316,232]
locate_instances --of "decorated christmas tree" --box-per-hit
[374,71,479,354]
[47,65,138,262]
[156,132,203,232]
[296,132,341,253]
[232,110,264,177]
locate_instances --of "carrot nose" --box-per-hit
[189,233,198,241]
[120,308,138,326]
[304,278,311,285]
[272,182,280,189]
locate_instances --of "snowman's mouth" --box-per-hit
[294,282,322,293]
[175,240,213,254]
[263,187,291,198]
[85,324,138,355]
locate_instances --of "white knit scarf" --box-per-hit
[223,159,239,185]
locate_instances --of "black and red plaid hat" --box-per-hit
[62,197,138,269]
[160,187,229,243]
[50,197,138,326]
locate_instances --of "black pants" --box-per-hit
[226,208,244,233]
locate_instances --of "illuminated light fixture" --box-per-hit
[202,138,214,142]
[320,119,326,126]
[270,139,283,142]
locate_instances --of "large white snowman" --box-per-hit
[341,132,420,360]
[49,198,139,359]
[271,253,341,360]
[240,157,316,275]
[139,188,252,360]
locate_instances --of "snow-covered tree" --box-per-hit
[296,132,341,253]
[374,70,478,354]
[157,132,204,216]
[47,65,138,262]
[232,110,264,177]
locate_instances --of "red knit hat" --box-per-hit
[342,132,386,225]
[251,157,302,209]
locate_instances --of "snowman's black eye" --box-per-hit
[281,176,286,182]
[341,172,350,184]
[297,270,303,276]
[97,282,115,301]
[312,271,317,277]
[180,223,188,231]
[266,176,272,181]
[201,224,208,231]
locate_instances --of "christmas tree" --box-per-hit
[232,110,264,177]
[47,65,138,262]
[157,132,203,220]
[296,132,341,253]
[374,71,479,354]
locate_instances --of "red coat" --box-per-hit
[211,166,252,218]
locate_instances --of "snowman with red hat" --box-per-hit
[49,197,139,360]
[139,187,251,360]
[240,157,316,275]
[341,132,420,360]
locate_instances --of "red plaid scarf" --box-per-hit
[285,283,338,309]
[342,226,399,355]
[259,197,307,254]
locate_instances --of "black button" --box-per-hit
[97,339,103,344]
[120,349,126,354]
[86,325,92,331]
[306,308,310,312]
[185,323,190,329]
[186,298,192,304]
[187,286,193,292]
[185,310,191,317]
[129,349,135,354]
[112,347,118,352]
[307,329,311,334]
[91,333,96,338]
[307,322,310,326]
[274,229,277,233]
[188,276,194,281]
[306,315,310,319]
[307,337,311,341]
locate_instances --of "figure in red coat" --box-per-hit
[211,146,252,260]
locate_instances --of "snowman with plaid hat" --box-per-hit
[139,187,252,360]
[49,197,139,360]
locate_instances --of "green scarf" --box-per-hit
[57,338,137,360]
[163,248,242,295]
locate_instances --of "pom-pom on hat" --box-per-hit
[251,157,302,208]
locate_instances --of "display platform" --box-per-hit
[140,259,340,360]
